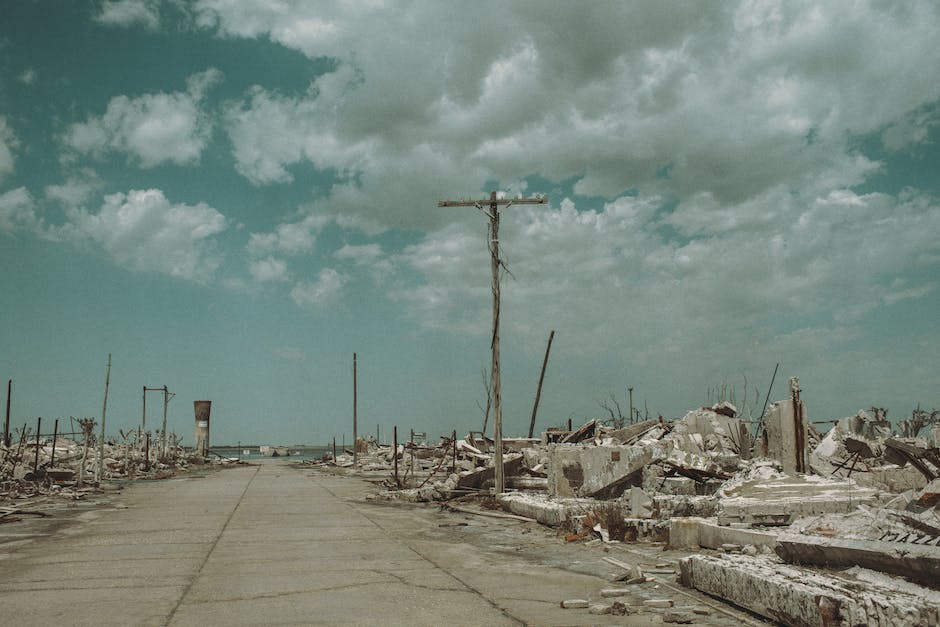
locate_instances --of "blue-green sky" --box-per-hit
[2,1,939,445]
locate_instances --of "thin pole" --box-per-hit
[161,385,168,459]
[528,330,555,438]
[628,387,634,424]
[353,352,358,467]
[393,425,399,487]
[452,429,457,472]
[4,379,11,447]
[757,363,780,436]
[332,436,336,464]
[97,354,111,483]
[33,416,41,474]
[50,419,59,468]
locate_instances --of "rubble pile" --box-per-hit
[341,376,940,626]
[1,430,192,502]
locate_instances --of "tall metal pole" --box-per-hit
[528,330,555,438]
[141,385,146,434]
[97,354,110,483]
[353,352,358,467]
[437,191,547,495]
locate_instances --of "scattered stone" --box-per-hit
[663,610,696,624]
[600,588,631,597]
[588,603,611,615]
[643,599,674,608]
[559,599,589,609]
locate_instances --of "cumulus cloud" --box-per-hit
[0,117,18,181]
[290,268,348,310]
[395,186,940,363]
[248,256,289,283]
[54,188,227,283]
[63,68,222,168]
[198,1,940,231]
[94,0,161,30]
[0,187,39,233]
[246,213,327,257]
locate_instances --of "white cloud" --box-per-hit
[18,68,36,85]
[290,268,348,310]
[0,187,38,232]
[55,188,227,283]
[0,117,17,181]
[395,186,940,362]
[195,2,940,236]
[94,0,161,30]
[248,256,289,283]
[335,242,394,284]
[246,213,327,257]
[64,69,222,168]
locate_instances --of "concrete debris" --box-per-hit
[679,553,940,626]
[2,431,196,504]
[333,378,940,625]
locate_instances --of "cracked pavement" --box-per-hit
[0,460,762,625]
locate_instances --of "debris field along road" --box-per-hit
[0,459,753,626]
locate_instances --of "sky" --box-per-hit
[2,1,939,446]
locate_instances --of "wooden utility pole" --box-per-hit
[438,191,548,494]
[4,379,11,448]
[353,352,358,467]
[528,330,555,438]
[96,354,111,483]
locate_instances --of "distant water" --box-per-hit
[209,446,333,461]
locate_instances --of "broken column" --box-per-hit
[763,376,808,474]
[194,400,211,458]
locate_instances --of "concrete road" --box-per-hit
[0,460,760,626]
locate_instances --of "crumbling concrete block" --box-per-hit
[717,474,880,525]
[775,533,940,589]
[679,554,940,626]
[547,442,661,498]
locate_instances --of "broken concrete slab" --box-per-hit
[775,533,940,589]
[679,553,940,627]
[717,473,880,525]
[547,442,665,498]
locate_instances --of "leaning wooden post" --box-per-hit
[528,330,555,438]
[97,354,111,483]
[50,419,59,468]
[3,379,11,448]
[33,416,42,474]
[452,429,457,472]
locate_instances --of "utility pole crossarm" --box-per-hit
[437,197,547,208]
